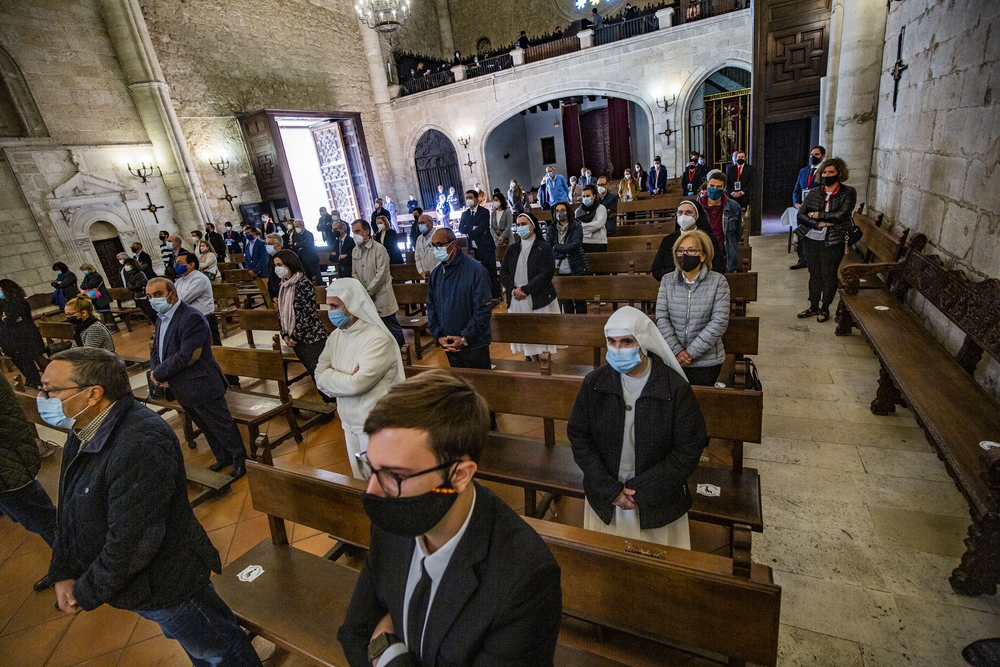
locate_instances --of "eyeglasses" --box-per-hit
[39,385,91,399]
[355,451,458,498]
[676,249,703,256]
[431,241,453,248]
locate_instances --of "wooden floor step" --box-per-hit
[184,462,233,507]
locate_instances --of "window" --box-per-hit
[476,37,492,53]
[541,137,557,165]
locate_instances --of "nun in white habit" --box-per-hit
[315,278,405,479]
[567,306,708,548]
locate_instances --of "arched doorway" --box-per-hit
[88,221,125,288]
[414,130,461,211]
[687,66,751,172]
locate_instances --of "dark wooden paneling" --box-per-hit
[239,111,288,203]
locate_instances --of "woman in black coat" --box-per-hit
[50,262,79,308]
[0,279,47,388]
[79,263,118,332]
[545,201,591,314]
[122,258,157,324]
[499,213,559,361]
[288,219,322,285]
[372,215,405,265]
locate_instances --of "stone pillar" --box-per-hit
[578,29,595,49]
[451,65,466,82]
[655,7,675,29]
[435,0,456,57]
[510,48,525,66]
[829,0,886,202]
[357,20,411,200]
[98,0,213,233]
[819,0,845,148]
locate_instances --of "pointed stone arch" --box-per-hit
[0,43,48,137]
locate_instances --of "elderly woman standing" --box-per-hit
[0,279,47,388]
[795,156,857,323]
[499,213,559,361]
[490,192,514,249]
[314,279,404,479]
[78,263,117,332]
[273,249,332,402]
[656,230,730,386]
[568,306,706,548]
[545,201,590,314]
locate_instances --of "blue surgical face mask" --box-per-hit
[582,196,593,207]
[707,187,723,200]
[174,264,188,276]
[36,389,90,430]
[433,246,451,263]
[418,224,429,234]
[83,270,90,276]
[150,296,172,314]
[0,290,5,299]
[327,308,350,327]
[516,225,532,239]
[265,244,276,255]
[606,346,643,374]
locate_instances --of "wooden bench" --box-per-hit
[217,261,241,273]
[106,287,146,332]
[607,235,664,253]
[489,312,759,388]
[392,282,436,360]
[551,273,758,317]
[612,221,676,236]
[221,268,272,310]
[402,365,763,550]
[36,319,150,371]
[389,263,424,283]
[212,282,242,336]
[27,292,62,320]
[213,460,780,667]
[135,346,305,460]
[838,238,1000,595]
[586,251,658,275]
[13,379,232,507]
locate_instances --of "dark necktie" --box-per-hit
[408,561,432,660]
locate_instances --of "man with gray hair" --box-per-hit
[164,234,188,279]
[39,347,261,666]
[115,251,129,287]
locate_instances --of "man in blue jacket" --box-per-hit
[648,155,668,195]
[147,278,247,478]
[458,189,500,303]
[426,228,493,369]
[544,166,569,207]
[40,347,261,666]
[789,145,825,270]
[242,225,269,281]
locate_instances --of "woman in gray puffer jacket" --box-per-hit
[655,229,731,386]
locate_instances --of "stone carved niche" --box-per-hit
[0,45,48,138]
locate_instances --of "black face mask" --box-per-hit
[822,175,839,187]
[736,158,746,166]
[361,484,459,537]
[810,155,822,166]
[678,254,702,272]
[66,315,81,325]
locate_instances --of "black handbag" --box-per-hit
[846,223,864,246]
[146,370,174,402]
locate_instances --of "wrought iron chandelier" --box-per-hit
[356,0,411,33]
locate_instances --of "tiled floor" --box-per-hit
[3,228,999,666]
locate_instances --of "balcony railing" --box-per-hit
[400,69,455,96]
[524,35,581,64]
[678,0,749,24]
[467,53,514,79]
[594,15,660,46]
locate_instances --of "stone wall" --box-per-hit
[393,0,445,61]
[866,0,1000,397]
[0,152,52,296]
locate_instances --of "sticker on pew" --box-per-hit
[238,565,265,582]
[874,306,890,311]
[696,484,721,497]
[981,441,1000,451]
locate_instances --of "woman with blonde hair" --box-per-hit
[507,179,529,214]
[196,239,219,281]
[618,168,639,202]
[63,293,116,352]
[655,229,730,386]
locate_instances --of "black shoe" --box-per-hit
[789,262,807,270]
[798,308,819,318]
[229,462,246,480]
[208,459,231,473]
[963,638,1000,666]
[33,573,55,592]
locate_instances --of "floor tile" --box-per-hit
[47,604,138,667]
[128,615,164,645]
[746,437,865,472]
[206,523,237,565]
[752,460,864,505]
[754,525,886,589]
[0,586,32,634]
[2,587,64,636]
[117,633,191,667]
[0,615,73,667]
[853,474,970,518]
[860,644,959,667]
[893,594,1000,665]
[225,514,272,565]
[777,625,863,667]
[0,550,51,592]
[761,414,931,451]
[868,507,971,558]
[873,547,996,613]
[857,447,952,482]
[192,489,248,532]
[64,649,124,667]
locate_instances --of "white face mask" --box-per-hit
[677,214,697,231]
[597,186,607,195]
[352,233,365,245]
[274,266,290,280]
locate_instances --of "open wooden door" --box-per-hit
[310,121,360,222]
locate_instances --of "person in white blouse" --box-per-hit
[575,184,609,252]
[412,214,439,279]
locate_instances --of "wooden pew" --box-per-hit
[607,235,664,253]
[221,268,272,310]
[612,221,676,237]
[838,237,1000,595]
[212,460,780,667]
[13,378,232,507]
[106,287,144,332]
[389,263,423,283]
[392,282,436,360]
[489,312,759,388]
[217,261,241,272]
[586,251,657,275]
[27,292,62,320]
[37,318,149,371]
[402,365,763,547]
[835,208,911,300]
[551,273,759,316]
[212,282,241,336]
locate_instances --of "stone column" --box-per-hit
[655,7,675,29]
[435,0,456,57]
[829,0,886,202]
[451,65,466,81]
[510,48,525,66]
[819,0,845,147]
[578,29,595,49]
[98,0,213,233]
[358,20,412,200]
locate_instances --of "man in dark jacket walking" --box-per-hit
[0,373,58,590]
[40,348,261,666]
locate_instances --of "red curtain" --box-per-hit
[607,98,632,179]
[562,103,584,179]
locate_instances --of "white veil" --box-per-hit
[326,278,405,382]
[604,306,688,382]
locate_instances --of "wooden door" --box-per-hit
[339,118,375,221]
[580,108,610,178]
[762,118,811,214]
[93,237,125,288]
[311,121,360,222]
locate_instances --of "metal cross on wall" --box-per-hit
[219,183,239,211]
[464,153,477,173]
[141,192,164,224]
[889,26,908,112]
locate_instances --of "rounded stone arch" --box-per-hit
[0,43,48,137]
[70,206,135,240]
[675,56,753,163]
[409,127,463,211]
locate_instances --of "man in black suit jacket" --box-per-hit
[371,198,392,231]
[647,155,668,195]
[130,241,157,279]
[725,150,755,211]
[338,371,562,667]
[458,190,500,303]
[146,278,247,479]
[205,223,227,259]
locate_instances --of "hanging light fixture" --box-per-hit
[356,0,411,34]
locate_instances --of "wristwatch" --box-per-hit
[368,632,402,663]
[460,336,468,347]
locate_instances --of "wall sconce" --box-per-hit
[127,161,155,184]
[209,156,231,177]
[656,95,676,112]
[457,136,472,149]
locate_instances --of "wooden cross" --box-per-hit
[219,183,238,211]
[660,120,674,146]
[464,153,477,173]
[141,192,164,224]
[889,26,908,112]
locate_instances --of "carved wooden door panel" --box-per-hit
[339,118,375,221]
[310,121,360,223]
[238,111,289,202]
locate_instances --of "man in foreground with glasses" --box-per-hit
[338,371,562,667]
[37,347,261,666]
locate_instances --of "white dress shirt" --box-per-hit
[174,269,215,316]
